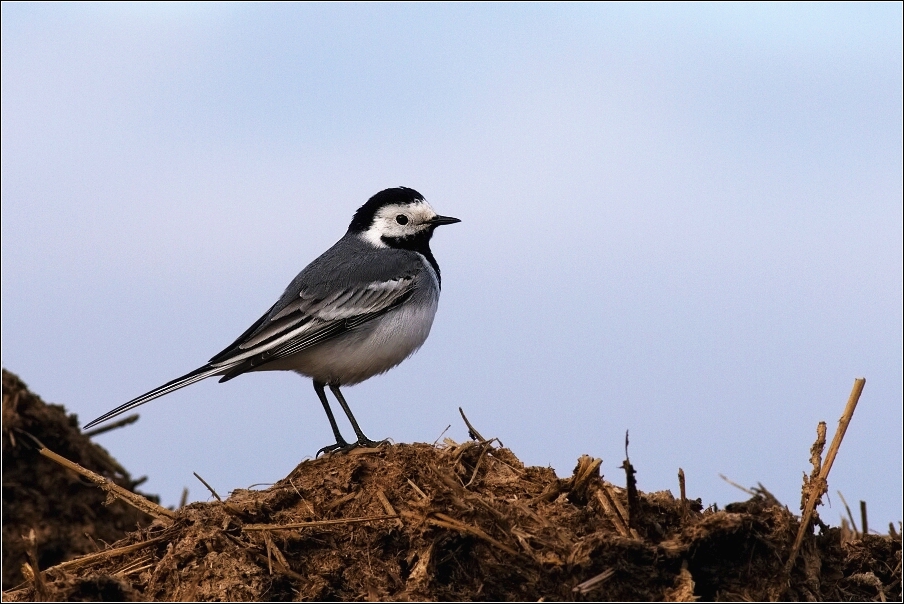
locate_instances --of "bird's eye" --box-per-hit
[395,214,409,225]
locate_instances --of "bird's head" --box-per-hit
[349,187,460,248]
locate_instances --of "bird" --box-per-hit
[83,187,460,455]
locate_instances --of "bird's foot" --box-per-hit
[316,437,388,457]
[354,437,389,449]
[316,440,352,457]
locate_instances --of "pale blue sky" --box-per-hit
[2,3,901,526]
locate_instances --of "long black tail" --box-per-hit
[82,364,225,430]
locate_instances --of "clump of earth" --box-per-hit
[2,369,900,601]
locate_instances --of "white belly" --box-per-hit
[261,291,439,385]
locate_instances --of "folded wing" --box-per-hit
[210,276,416,380]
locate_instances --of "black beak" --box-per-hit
[429,215,462,226]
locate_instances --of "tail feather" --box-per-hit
[83,364,225,430]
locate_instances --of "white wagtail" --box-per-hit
[84,187,460,454]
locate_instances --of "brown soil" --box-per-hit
[1,370,155,589]
[1,369,900,601]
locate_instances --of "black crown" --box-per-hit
[348,187,425,233]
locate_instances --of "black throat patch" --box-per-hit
[381,231,441,289]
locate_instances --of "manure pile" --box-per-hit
[2,369,900,601]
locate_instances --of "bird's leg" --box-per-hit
[313,380,351,456]
[329,384,387,449]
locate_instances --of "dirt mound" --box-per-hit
[1,370,156,588]
[1,370,900,601]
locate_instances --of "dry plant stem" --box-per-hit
[571,455,602,495]
[193,472,222,501]
[324,490,358,512]
[837,490,859,535]
[426,512,519,557]
[376,489,403,528]
[594,489,629,537]
[604,485,640,539]
[820,378,866,492]
[249,543,306,582]
[719,474,756,496]
[37,446,175,522]
[860,500,869,535]
[262,531,293,578]
[606,485,633,529]
[809,423,827,468]
[407,478,429,500]
[802,422,828,510]
[432,424,451,446]
[347,446,385,457]
[466,441,493,487]
[622,462,640,530]
[82,414,139,438]
[678,468,687,517]
[595,488,640,539]
[23,529,48,601]
[572,568,615,594]
[112,552,154,577]
[458,407,486,442]
[787,377,866,571]
[45,536,169,574]
[243,514,399,531]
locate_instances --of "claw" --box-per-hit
[355,437,389,449]
[316,437,388,457]
[316,438,351,457]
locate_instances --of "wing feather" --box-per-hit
[211,276,416,373]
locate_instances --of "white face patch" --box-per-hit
[358,200,439,248]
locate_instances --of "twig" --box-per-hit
[407,478,429,501]
[608,484,641,539]
[678,468,689,518]
[193,472,222,502]
[458,407,486,442]
[594,486,641,539]
[820,378,866,492]
[594,489,630,537]
[425,512,519,557]
[248,536,305,581]
[755,482,781,506]
[289,479,317,517]
[570,455,602,498]
[38,446,174,521]
[178,487,189,509]
[837,490,859,537]
[244,514,399,531]
[801,422,828,511]
[112,553,155,578]
[786,377,866,571]
[432,424,452,447]
[375,489,403,528]
[83,414,139,437]
[348,445,386,456]
[573,568,615,594]
[262,531,292,577]
[23,529,49,601]
[44,536,169,574]
[860,500,869,535]
[466,441,493,488]
[324,490,358,512]
[719,474,756,496]
[621,431,639,531]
